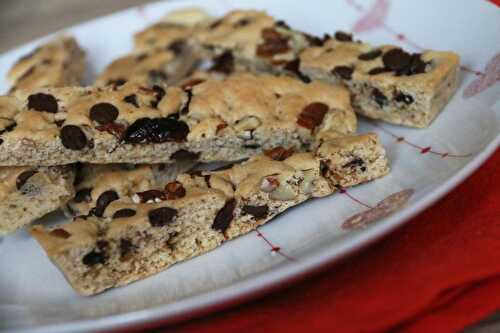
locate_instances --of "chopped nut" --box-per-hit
[234,116,261,132]
[299,169,317,194]
[270,183,297,201]
[260,176,280,192]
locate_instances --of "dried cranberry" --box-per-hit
[136,189,165,203]
[124,117,189,143]
[297,102,329,130]
[264,146,294,161]
[164,181,186,200]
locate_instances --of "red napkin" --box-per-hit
[145,149,498,333]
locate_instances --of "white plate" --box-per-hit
[0,0,498,332]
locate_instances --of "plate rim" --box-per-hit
[11,137,499,333]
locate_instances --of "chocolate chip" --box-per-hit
[92,190,119,217]
[284,59,311,83]
[210,51,234,74]
[382,49,411,72]
[212,199,237,233]
[342,157,365,170]
[119,238,135,257]
[320,160,329,177]
[256,28,290,57]
[135,53,148,62]
[164,181,186,200]
[150,85,166,108]
[297,102,329,130]
[124,117,189,143]
[405,53,427,75]
[82,249,106,266]
[209,19,222,29]
[107,78,127,87]
[304,33,324,47]
[264,146,294,161]
[368,67,392,75]
[54,120,64,127]
[148,70,168,85]
[60,125,88,150]
[243,143,261,149]
[180,89,192,114]
[371,88,388,107]
[168,39,185,56]
[334,31,353,42]
[73,188,92,203]
[148,207,177,227]
[331,66,353,80]
[123,94,139,108]
[27,93,58,113]
[49,228,71,239]
[73,163,84,185]
[136,189,165,203]
[242,205,269,219]
[395,92,414,105]
[275,20,291,29]
[16,170,37,190]
[113,208,136,219]
[171,149,199,161]
[358,49,382,61]
[234,18,251,27]
[0,122,16,135]
[96,122,126,140]
[89,103,119,125]
[203,175,211,187]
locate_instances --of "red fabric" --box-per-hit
[145,149,498,333]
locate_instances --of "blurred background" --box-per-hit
[0,0,157,53]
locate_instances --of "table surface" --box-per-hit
[1,1,498,332]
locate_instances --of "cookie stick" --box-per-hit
[0,36,86,235]
[0,73,356,166]
[32,133,389,295]
[193,10,460,128]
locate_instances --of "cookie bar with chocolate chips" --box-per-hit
[31,133,389,295]
[7,36,86,94]
[298,32,460,128]
[0,36,87,235]
[0,73,356,166]
[193,10,459,128]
